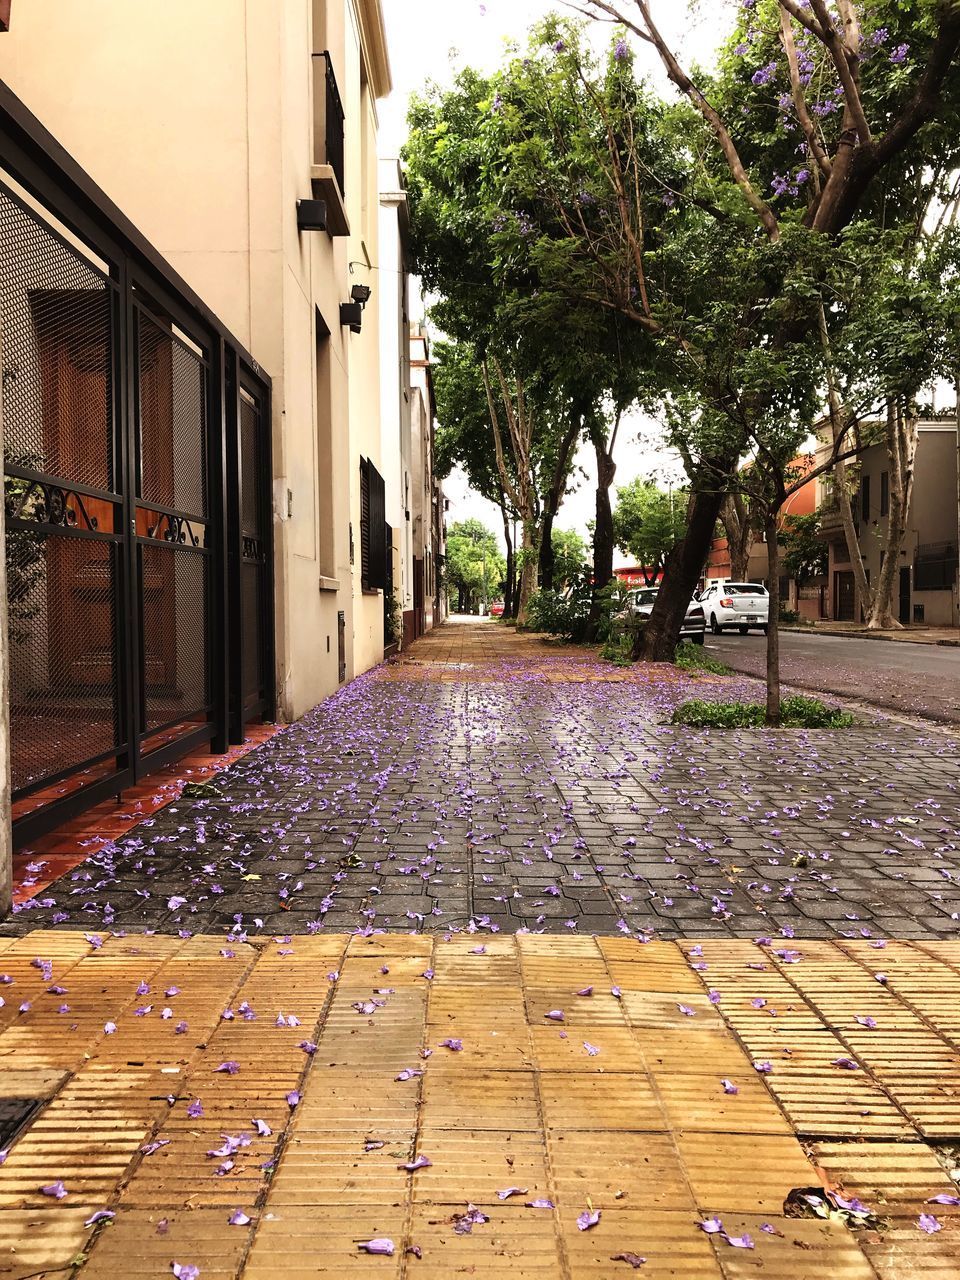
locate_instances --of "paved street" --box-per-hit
[7,619,960,941]
[709,629,960,724]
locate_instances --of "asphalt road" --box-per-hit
[707,629,960,724]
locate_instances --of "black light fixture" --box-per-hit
[297,199,328,232]
[340,282,373,334]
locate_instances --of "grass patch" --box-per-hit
[599,633,632,666]
[672,694,855,729]
[673,641,731,676]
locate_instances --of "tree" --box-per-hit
[612,478,686,582]
[444,519,506,614]
[551,527,589,588]
[434,340,521,617]
[781,512,828,589]
[489,3,960,658]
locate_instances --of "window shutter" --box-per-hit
[360,458,371,590]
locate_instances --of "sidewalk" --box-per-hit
[785,620,960,646]
[2,929,960,1278]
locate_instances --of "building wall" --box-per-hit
[0,0,393,720]
[824,422,958,626]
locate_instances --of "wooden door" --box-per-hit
[33,289,115,688]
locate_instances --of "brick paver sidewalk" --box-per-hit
[8,619,960,940]
[1,929,959,1278]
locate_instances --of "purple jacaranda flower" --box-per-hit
[175,1020,188,1034]
[469,945,486,955]
[165,987,180,997]
[421,969,435,981]
[753,1060,773,1074]
[103,1021,117,1035]
[832,1057,859,1071]
[918,1213,941,1233]
[252,1119,272,1137]
[396,1068,423,1082]
[708,990,721,1005]
[699,1217,724,1234]
[187,1099,204,1119]
[721,1079,739,1095]
[141,1140,170,1156]
[545,1010,564,1022]
[576,987,594,997]
[298,1041,318,1055]
[439,1038,463,1051]
[928,1194,960,1205]
[677,1004,696,1017]
[41,1181,68,1199]
[752,61,777,86]
[890,43,909,63]
[400,1155,432,1172]
[453,1204,489,1235]
[610,986,622,999]
[526,1198,555,1209]
[725,1233,755,1249]
[614,38,629,61]
[215,1061,240,1074]
[0,1151,7,1165]
[577,1208,601,1231]
[583,1042,600,1056]
[855,1015,878,1029]
[136,981,150,995]
[358,1238,395,1255]
[171,1264,200,1279]
[228,1209,252,1226]
[833,1195,870,1216]
[497,1186,528,1200]
[167,896,187,910]
[84,1209,115,1226]
[286,1091,300,1108]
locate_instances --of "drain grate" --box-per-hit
[0,1098,43,1150]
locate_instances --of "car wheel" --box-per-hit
[693,633,705,646]
[738,626,749,636]
[761,624,769,634]
[711,615,723,635]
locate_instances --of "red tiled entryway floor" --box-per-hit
[12,724,281,905]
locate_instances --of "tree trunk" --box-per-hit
[833,452,873,620]
[539,513,556,592]
[865,403,918,629]
[540,414,582,592]
[500,498,514,620]
[765,509,782,727]
[720,493,753,582]
[637,483,727,661]
[586,432,617,641]
[516,521,539,627]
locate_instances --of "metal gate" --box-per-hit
[1,92,274,846]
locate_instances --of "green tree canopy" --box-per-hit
[612,480,687,584]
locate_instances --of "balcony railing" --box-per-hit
[314,51,345,197]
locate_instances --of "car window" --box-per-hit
[725,584,768,595]
[635,589,659,607]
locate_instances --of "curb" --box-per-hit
[781,626,960,649]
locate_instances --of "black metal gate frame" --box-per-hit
[0,82,276,847]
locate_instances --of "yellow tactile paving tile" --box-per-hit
[560,1209,725,1279]
[811,1140,960,1220]
[6,932,960,1276]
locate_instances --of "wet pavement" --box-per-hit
[6,619,960,942]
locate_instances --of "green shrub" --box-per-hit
[599,632,632,666]
[671,695,854,729]
[526,577,629,644]
[674,642,731,676]
[779,608,801,625]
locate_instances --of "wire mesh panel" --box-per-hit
[134,306,211,752]
[1,184,124,807]
[239,386,267,716]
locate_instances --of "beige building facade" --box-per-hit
[822,419,959,626]
[0,0,394,721]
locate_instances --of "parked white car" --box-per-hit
[622,587,706,644]
[697,582,770,635]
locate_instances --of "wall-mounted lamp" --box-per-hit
[297,199,328,232]
[340,283,373,334]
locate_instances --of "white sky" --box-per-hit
[378,0,734,554]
